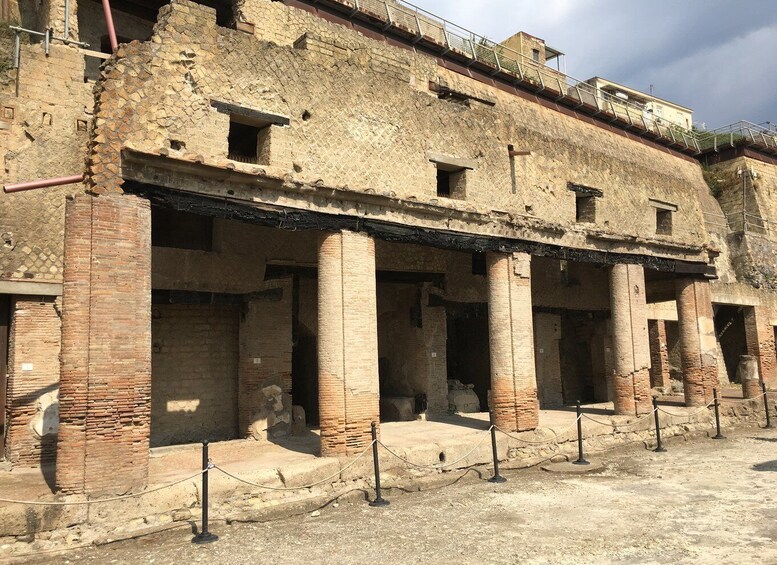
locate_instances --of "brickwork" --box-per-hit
[609,264,651,415]
[675,278,718,407]
[56,194,151,495]
[743,306,777,388]
[648,319,671,389]
[318,230,379,456]
[486,252,539,432]
[4,296,60,465]
[151,304,239,447]
[239,278,293,440]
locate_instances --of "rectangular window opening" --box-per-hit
[576,195,596,223]
[228,118,271,165]
[472,252,487,276]
[436,165,467,200]
[656,209,673,235]
[532,49,540,63]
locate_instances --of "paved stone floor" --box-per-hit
[19,425,777,565]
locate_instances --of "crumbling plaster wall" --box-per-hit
[87,0,713,263]
[0,39,91,282]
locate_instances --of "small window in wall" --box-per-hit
[650,199,678,236]
[436,166,467,199]
[228,118,271,165]
[472,252,487,276]
[151,207,214,251]
[576,195,596,223]
[212,101,290,166]
[428,153,476,200]
[568,182,603,224]
[532,49,540,63]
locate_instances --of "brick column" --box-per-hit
[486,252,539,432]
[317,231,379,456]
[609,264,652,415]
[675,278,718,407]
[744,306,777,389]
[56,194,151,494]
[648,320,671,389]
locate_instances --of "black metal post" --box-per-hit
[763,381,774,429]
[369,422,389,507]
[192,440,218,544]
[653,397,666,453]
[712,388,725,440]
[488,418,507,483]
[573,401,589,465]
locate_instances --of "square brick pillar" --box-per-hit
[609,264,652,415]
[674,278,718,407]
[486,252,539,432]
[744,306,777,389]
[648,319,671,389]
[56,194,151,495]
[317,231,380,456]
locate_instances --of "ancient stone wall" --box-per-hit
[85,0,714,266]
[4,295,60,465]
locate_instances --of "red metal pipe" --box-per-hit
[101,0,118,52]
[3,174,84,194]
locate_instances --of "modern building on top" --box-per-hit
[585,76,694,131]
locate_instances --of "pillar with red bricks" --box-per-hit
[486,252,539,432]
[317,230,380,456]
[609,264,652,415]
[648,319,672,389]
[674,278,718,407]
[744,306,777,391]
[56,194,152,494]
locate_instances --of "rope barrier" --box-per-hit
[0,469,205,506]
[582,407,657,429]
[656,401,714,418]
[377,427,493,470]
[494,416,581,446]
[213,440,376,491]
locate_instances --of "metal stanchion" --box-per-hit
[192,440,218,544]
[762,381,774,429]
[653,397,666,453]
[573,401,589,465]
[488,415,507,483]
[712,389,725,440]
[369,422,389,507]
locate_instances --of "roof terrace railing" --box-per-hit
[697,121,777,155]
[320,0,701,152]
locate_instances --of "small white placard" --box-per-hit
[21,363,33,371]
[253,358,262,365]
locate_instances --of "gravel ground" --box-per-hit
[19,426,777,565]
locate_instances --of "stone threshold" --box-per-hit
[0,397,771,558]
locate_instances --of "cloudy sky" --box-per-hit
[414,0,777,130]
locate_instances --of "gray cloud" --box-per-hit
[415,0,777,128]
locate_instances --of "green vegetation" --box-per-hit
[701,165,726,198]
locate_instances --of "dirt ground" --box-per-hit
[15,426,777,565]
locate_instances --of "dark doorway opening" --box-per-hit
[714,305,748,383]
[445,303,490,411]
[291,275,319,427]
[559,310,609,404]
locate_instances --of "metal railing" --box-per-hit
[697,121,777,154]
[321,0,701,152]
